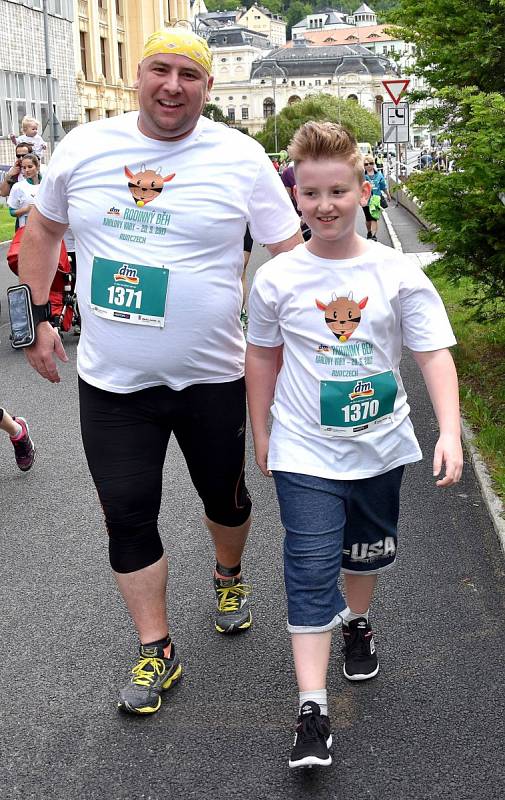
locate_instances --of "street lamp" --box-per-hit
[272,71,278,152]
[263,63,283,152]
[42,0,57,152]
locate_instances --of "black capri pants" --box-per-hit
[79,376,252,574]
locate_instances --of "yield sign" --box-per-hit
[381,79,410,105]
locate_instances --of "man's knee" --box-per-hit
[107,519,163,573]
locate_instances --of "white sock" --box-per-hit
[341,607,369,624]
[10,422,23,440]
[299,689,328,717]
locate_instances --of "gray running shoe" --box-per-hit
[118,642,182,715]
[214,576,252,634]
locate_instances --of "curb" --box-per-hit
[382,209,402,252]
[461,421,505,556]
[386,212,505,551]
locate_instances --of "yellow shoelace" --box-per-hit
[131,657,166,686]
[216,583,251,612]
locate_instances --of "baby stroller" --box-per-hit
[6,226,79,337]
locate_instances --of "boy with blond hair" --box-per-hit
[246,121,463,769]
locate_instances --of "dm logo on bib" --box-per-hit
[349,380,374,400]
[113,264,140,286]
[124,164,175,207]
[315,292,368,342]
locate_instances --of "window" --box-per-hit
[80,31,88,79]
[315,79,321,86]
[236,57,242,62]
[221,58,227,63]
[299,80,305,86]
[100,37,107,78]
[263,97,275,117]
[241,107,249,120]
[228,96,234,100]
[227,107,235,122]
[117,42,124,80]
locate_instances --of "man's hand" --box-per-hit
[433,433,463,487]
[25,322,68,383]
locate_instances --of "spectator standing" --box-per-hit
[0,143,33,198]
[8,154,42,228]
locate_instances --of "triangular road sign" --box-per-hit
[382,79,410,105]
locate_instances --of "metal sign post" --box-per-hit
[381,102,410,206]
[381,79,410,206]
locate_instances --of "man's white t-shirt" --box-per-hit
[35,113,300,392]
[247,242,457,481]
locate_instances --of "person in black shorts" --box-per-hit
[17,27,301,716]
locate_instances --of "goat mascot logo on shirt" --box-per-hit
[315,292,368,343]
[124,164,175,207]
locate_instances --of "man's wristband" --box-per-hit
[32,301,52,327]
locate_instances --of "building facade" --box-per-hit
[0,0,78,163]
[74,0,190,124]
[210,41,399,138]
[237,4,286,47]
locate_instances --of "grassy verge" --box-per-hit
[427,262,505,501]
[0,202,15,241]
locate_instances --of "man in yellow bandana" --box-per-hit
[137,28,214,142]
[18,26,302,717]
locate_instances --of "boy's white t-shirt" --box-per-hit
[35,113,300,392]
[247,241,457,481]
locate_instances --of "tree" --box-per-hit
[388,0,505,303]
[202,103,228,123]
[255,94,381,152]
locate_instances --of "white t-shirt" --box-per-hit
[16,133,46,159]
[35,113,299,392]
[247,241,457,481]
[8,179,41,227]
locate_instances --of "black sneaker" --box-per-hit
[289,701,332,769]
[118,642,182,714]
[342,617,379,681]
[10,417,35,472]
[214,575,252,634]
[366,231,373,239]
[371,234,378,241]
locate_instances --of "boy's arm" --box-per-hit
[411,348,463,487]
[245,342,283,477]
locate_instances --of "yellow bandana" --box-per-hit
[142,28,213,75]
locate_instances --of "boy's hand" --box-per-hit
[254,432,272,477]
[433,433,463,487]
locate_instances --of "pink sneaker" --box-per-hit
[10,417,35,471]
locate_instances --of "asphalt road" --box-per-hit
[1,213,504,800]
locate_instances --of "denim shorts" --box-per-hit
[273,467,404,633]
